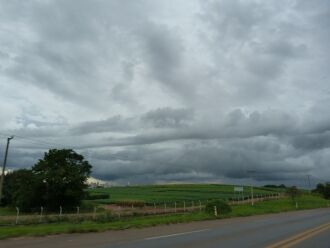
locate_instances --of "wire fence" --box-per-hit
[0,193,283,226]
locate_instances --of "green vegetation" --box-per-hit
[0,212,212,240]
[87,184,281,204]
[228,194,330,217]
[286,186,300,202]
[1,149,92,211]
[205,200,231,215]
[0,207,15,216]
[313,183,330,199]
[0,193,328,240]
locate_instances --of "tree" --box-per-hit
[2,149,92,211]
[1,169,41,210]
[313,183,330,199]
[32,149,92,209]
[32,149,92,210]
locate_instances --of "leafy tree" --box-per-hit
[2,169,41,210]
[313,183,324,194]
[32,149,92,210]
[313,183,330,199]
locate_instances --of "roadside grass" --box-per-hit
[0,194,329,240]
[0,212,212,240]
[228,194,330,217]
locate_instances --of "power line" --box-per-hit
[0,132,72,148]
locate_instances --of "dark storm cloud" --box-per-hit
[100,109,297,147]
[1,0,330,185]
[291,132,330,151]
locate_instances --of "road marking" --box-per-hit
[267,222,330,248]
[144,229,210,240]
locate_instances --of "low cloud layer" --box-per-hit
[1,0,330,186]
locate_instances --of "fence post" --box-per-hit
[295,202,298,209]
[154,202,156,209]
[131,204,134,209]
[93,206,96,220]
[184,201,186,212]
[214,206,217,216]
[39,206,43,222]
[15,207,19,225]
[164,203,167,213]
[199,200,202,212]
[175,202,177,213]
[77,206,80,218]
[59,206,62,220]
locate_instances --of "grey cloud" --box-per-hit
[142,107,194,128]
[70,115,136,135]
[1,0,330,186]
[89,136,313,185]
[291,132,330,151]
[103,109,297,147]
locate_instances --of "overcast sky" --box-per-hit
[1,0,330,186]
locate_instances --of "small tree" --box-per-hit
[32,149,92,210]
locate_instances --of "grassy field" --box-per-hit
[0,193,328,240]
[87,184,283,204]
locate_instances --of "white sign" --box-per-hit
[234,186,244,192]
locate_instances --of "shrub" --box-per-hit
[85,193,110,200]
[205,200,231,215]
[313,183,330,199]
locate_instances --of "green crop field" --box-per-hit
[87,184,283,204]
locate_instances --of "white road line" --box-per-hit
[144,229,210,240]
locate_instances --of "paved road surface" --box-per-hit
[1,208,330,248]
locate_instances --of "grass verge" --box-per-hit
[0,194,329,240]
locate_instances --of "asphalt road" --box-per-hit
[1,208,330,248]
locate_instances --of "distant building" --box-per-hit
[87,177,111,188]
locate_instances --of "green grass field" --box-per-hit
[0,194,329,240]
[87,184,283,204]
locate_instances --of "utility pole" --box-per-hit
[247,170,256,206]
[0,136,14,202]
[307,175,311,194]
[251,184,254,206]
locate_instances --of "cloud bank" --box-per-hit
[1,0,330,186]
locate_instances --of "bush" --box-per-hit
[313,183,330,199]
[205,200,231,215]
[85,193,110,200]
